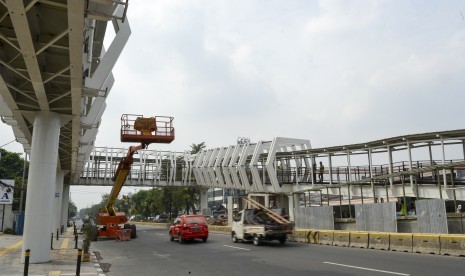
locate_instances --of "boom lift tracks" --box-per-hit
[95,114,174,240]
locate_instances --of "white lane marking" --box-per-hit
[156,233,164,236]
[323,262,410,276]
[223,245,251,251]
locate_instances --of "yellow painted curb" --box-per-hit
[389,233,413,253]
[333,231,350,247]
[350,231,369,249]
[440,235,465,257]
[413,234,440,255]
[318,230,334,246]
[0,240,23,257]
[368,232,390,250]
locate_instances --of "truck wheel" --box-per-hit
[169,232,174,241]
[253,234,262,246]
[130,224,137,239]
[232,232,238,243]
[279,235,287,244]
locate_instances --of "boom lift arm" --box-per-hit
[105,144,144,216]
[95,115,174,240]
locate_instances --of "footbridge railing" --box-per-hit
[75,129,465,200]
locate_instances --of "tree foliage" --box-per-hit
[0,149,28,211]
[69,200,78,218]
[79,142,208,221]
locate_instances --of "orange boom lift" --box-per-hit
[95,114,174,240]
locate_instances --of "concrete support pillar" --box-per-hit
[61,184,70,228]
[462,140,465,160]
[346,150,352,182]
[440,137,447,188]
[53,170,64,235]
[328,154,333,184]
[288,193,299,222]
[264,194,270,208]
[405,141,412,187]
[387,145,394,188]
[21,112,61,263]
[227,196,233,226]
[199,187,208,215]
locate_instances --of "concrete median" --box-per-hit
[306,230,319,244]
[412,234,440,255]
[368,232,390,250]
[350,231,369,249]
[333,231,350,247]
[317,230,334,246]
[389,233,413,253]
[440,235,465,257]
[293,229,308,243]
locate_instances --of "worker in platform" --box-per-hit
[319,161,324,183]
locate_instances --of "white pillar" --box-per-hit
[61,184,70,228]
[53,170,65,234]
[264,194,270,208]
[346,150,352,182]
[288,193,299,222]
[407,141,413,186]
[199,187,208,215]
[22,112,61,263]
[387,145,394,188]
[328,154,333,184]
[441,137,447,188]
[227,195,233,226]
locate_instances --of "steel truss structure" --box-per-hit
[77,130,465,200]
[0,0,130,184]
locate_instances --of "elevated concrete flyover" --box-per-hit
[0,0,130,263]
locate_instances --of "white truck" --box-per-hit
[231,198,294,246]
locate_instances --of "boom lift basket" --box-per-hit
[120,114,175,144]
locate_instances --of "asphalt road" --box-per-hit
[91,224,465,276]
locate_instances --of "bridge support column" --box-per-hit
[199,187,208,215]
[289,193,299,222]
[61,184,70,229]
[21,112,61,263]
[53,170,65,236]
[388,145,394,188]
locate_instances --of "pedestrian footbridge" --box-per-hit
[0,1,463,264]
[75,129,465,201]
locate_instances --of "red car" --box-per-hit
[169,215,209,243]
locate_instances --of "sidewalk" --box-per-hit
[0,228,104,276]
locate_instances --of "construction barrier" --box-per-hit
[209,225,465,258]
[440,235,465,257]
[389,233,413,253]
[413,234,440,254]
[369,232,390,250]
[306,230,319,244]
[115,229,131,241]
[318,230,334,246]
[209,226,231,235]
[293,229,308,243]
[350,231,369,249]
[333,231,350,247]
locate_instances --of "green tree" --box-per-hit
[0,149,28,211]
[68,200,78,218]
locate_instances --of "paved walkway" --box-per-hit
[0,228,103,276]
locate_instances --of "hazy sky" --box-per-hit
[1,0,464,210]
